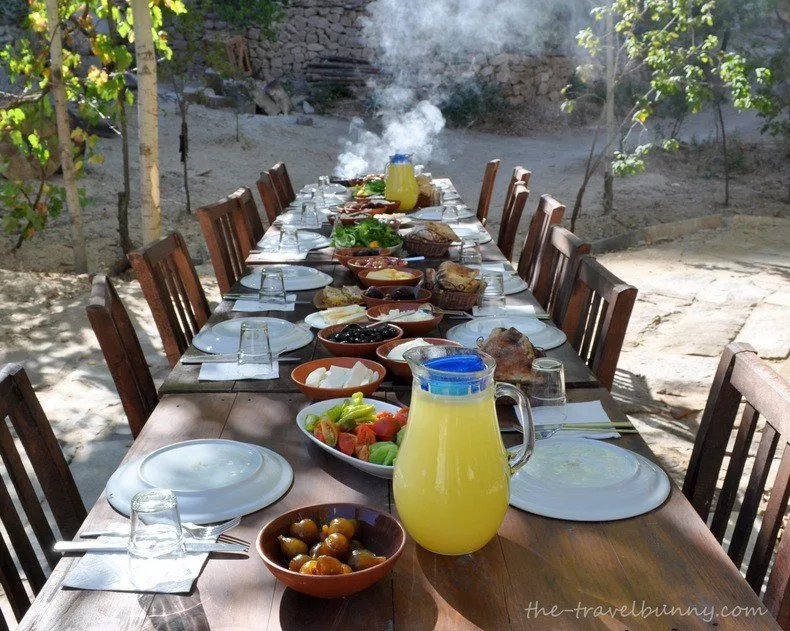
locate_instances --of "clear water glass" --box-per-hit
[431,187,444,207]
[300,201,320,228]
[459,238,482,266]
[441,205,459,224]
[238,321,273,366]
[479,271,506,309]
[279,225,300,253]
[530,358,567,422]
[259,268,286,304]
[128,489,187,587]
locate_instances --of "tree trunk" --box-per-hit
[46,0,87,273]
[602,8,616,215]
[716,102,730,206]
[179,100,191,214]
[131,0,161,243]
[118,89,133,253]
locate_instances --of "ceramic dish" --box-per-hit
[361,286,432,308]
[192,317,313,355]
[409,206,475,221]
[291,357,386,400]
[334,247,396,267]
[346,256,409,277]
[358,268,423,288]
[317,323,404,359]
[256,231,332,252]
[365,302,442,337]
[303,309,367,330]
[451,224,492,245]
[240,265,333,292]
[445,316,567,351]
[296,398,403,478]
[375,337,462,380]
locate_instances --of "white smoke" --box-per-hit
[334,0,586,177]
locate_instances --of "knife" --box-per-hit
[180,355,301,364]
[54,541,249,555]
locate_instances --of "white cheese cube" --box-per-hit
[321,365,350,389]
[343,362,370,388]
[305,367,326,387]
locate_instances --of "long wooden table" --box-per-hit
[18,179,781,629]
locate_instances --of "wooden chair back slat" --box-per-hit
[497,183,529,261]
[87,274,158,438]
[0,364,86,627]
[516,194,565,283]
[197,191,255,295]
[682,343,790,623]
[256,172,284,226]
[497,168,530,252]
[232,187,265,243]
[128,232,211,367]
[559,255,637,390]
[531,226,591,322]
[270,162,295,207]
[476,159,500,226]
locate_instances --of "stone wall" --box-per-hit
[197,0,573,105]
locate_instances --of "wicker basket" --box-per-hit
[430,289,481,311]
[404,237,451,257]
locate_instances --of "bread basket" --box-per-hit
[430,289,482,311]
[404,236,451,257]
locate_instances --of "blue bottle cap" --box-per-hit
[419,355,491,396]
[390,153,411,164]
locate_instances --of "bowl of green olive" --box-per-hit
[256,503,406,598]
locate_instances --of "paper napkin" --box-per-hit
[515,400,619,440]
[232,294,296,312]
[199,361,279,381]
[63,534,209,594]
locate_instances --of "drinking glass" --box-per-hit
[459,238,482,266]
[128,489,187,587]
[479,271,506,309]
[441,205,459,224]
[259,268,286,304]
[300,201,321,228]
[529,358,567,423]
[238,321,273,367]
[431,187,444,207]
[279,225,301,253]
[316,175,330,208]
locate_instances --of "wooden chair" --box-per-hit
[269,162,295,208]
[475,159,500,226]
[531,226,591,323]
[497,167,531,240]
[559,255,637,391]
[683,343,790,626]
[256,171,285,226]
[197,190,255,295]
[87,274,158,438]
[496,183,529,261]
[128,232,211,368]
[0,363,86,627]
[232,186,265,244]
[516,194,565,284]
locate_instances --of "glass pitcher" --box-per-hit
[384,153,420,211]
[394,346,535,555]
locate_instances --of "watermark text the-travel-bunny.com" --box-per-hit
[524,600,769,623]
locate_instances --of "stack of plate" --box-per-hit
[106,439,294,523]
[240,265,332,292]
[256,232,332,252]
[446,316,567,350]
[409,206,475,221]
[192,317,313,355]
[451,225,492,244]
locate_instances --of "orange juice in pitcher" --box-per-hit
[384,154,419,211]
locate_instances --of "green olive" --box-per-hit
[327,517,359,539]
[289,518,320,544]
[340,563,353,574]
[288,554,311,572]
[310,541,328,558]
[348,539,364,552]
[323,533,350,559]
[299,559,319,575]
[315,555,345,575]
[278,535,308,560]
[348,549,386,571]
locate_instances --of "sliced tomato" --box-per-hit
[355,423,377,445]
[338,432,357,456]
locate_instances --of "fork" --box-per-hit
[80,516,241,540]
[217,533,250,552]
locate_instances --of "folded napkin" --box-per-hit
[199,361,279,381]
[515,400,619,440]
[473,305,538,317]
[63,534,209,594]
[247,250,308,263]
[232,294,296,312]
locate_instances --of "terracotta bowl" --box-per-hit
[334,247,395,267]
[358,268,423,288]
[318,323,404,359]
[291,357,386,401]
[257,503,406,599]
[361,286,432,308]
[375,338,463,380]
[346,256,409,277]
[365,302,443,337]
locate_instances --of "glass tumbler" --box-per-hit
[529,358,567,422]
[279,225,301,253]
[441,205,460,224]
[459,238,482,266]
[300,201,321,229]
[128,488,187,587]
[238,321,273,367]
[259,268,286,304]
[479,271,506,309]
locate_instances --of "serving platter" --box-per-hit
[192,317,313,355]
[509,437,671,521]
[256,231,332,252]
[446,316,567,350]
[106,440,294,523]
[239,265,332,291]
[296,398,404,478]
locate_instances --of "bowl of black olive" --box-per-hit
[318,323,404,358]
[361,285,432,308]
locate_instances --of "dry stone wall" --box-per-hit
[197,0,573,105]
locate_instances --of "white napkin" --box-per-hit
[232,294,296,312]
[63,534,209,594]
[473,305,539,317]
[247,250,308,263]
[515,400,619,440]
[199,361,279,381]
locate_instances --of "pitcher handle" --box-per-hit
[496,382,535,475]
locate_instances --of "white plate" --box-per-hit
[451,225,492,245]
[106,442,293,524]
[509,438,671,521]
[192,317,313,355]
[296,398,404,479]
[303,310,366,329]
[409,206,475,221]
[301,183,349,196]
[446,316,567,350]
[256,231,332,252]
[139,440,263,492]
[274,211,325,229]
[503,274,529,295]
[240,266,332,291]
